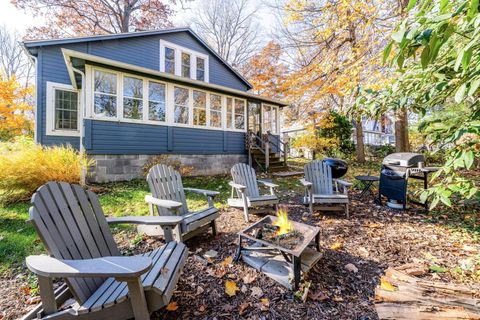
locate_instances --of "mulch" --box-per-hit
[1,190,479,320]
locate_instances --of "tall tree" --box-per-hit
[192,0,260,68]
[0,73,33,140]
[0,26,33,86]
[12,0,175,39]
[243,41,288,98]
[278,0,398,162]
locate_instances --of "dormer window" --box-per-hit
[196,57,205,81]
[165,47,175,74]
[182,53,191,78]
[160,40,209,82]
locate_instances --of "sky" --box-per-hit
[0,0,278,39]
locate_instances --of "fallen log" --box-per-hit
[375,267,480,320]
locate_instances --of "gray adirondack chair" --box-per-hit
[228,163,279,222]
[23,182,188,320]
[144,164,220,241]
[300,160,352,218]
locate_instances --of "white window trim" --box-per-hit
[262,103,280,135]
[226,95,247,132]
[85,65,247,132]
[159,39,209,82]
[46,81,81,137]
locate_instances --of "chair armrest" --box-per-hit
[257,180,279,189]
[334,179,353,187]
[300,178,313,188]
[229,181,246,192]
[107,216,183,226]
[26,255,152,279]
[184,187,220,197]
[145,195,183,210]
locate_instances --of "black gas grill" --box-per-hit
[378,152,437,210]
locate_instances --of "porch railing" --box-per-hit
[246,130,289,172]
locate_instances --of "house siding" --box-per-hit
[36,31,249,150]
[85,120,246,155]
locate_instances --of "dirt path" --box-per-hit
[3,190,479,320]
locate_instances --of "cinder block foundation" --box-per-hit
[87,154,247,183]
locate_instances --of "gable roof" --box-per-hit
[22,27,253,90]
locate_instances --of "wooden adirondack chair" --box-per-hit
[23,182,188,320]
[300,160,352,218]
[145,164,220,241]
[228,163,279,222]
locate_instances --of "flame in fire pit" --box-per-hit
[274,208,293,236]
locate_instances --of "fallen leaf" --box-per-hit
[309,290,328,301]
[221,256,233,266]
[332,296,343,302]
[225,280,240,297]
[429,264,448,273]
[250,286,263,298]
[358,246,369,257]
[196,286,204,295]
[330,241,344,251]
[242,272,257,284]
[160,267,170,276]
[345,263,358,273]
[380,277,397,292]
[214,267,227,278]
[25,296,41,305]
[256,298,270,311]
[166,301,178,311]
[198,304,206,313]
[239,302,250,316]
[241,284,248,293]
[221,304,234,312]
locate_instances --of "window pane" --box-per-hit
[149,82,166,121]
[193,90,206,126]
[234,99,245,130]
[210,94,222,128]
[149,82,165,101]
[226,97,233,128]
[165,47,175,74]
[196,57,205,81]
[94,93,117,117]
[174,86,189,124]
[182,52,191,78]
[54,89,78,130]
[123,76,143,98]
[149,101,165,121]
[94,70,117,94]
[123,98,143,120]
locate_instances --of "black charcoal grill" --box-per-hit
[323,158,348,178]
[378,152,438,210]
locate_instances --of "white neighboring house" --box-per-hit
[282,114,396,158]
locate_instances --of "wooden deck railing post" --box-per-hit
[264,134,270,172]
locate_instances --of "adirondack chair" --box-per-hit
[23,182,188,320]
[228,163,279,222]
[300,160,352,218]
[145,164,220,241]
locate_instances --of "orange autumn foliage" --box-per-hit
[243,41,289,100]
[0,74,33,140]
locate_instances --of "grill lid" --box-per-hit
[382,152,425,168]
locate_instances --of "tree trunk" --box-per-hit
[355,115,365,163]
[395,107,409,152]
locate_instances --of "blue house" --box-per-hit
[22,28,288,182]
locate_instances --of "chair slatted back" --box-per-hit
[231,163,260,198]
[304,160,333,195]
[146,164,188,216]
[29,182,120,304]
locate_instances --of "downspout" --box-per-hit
[71,66,87,186]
